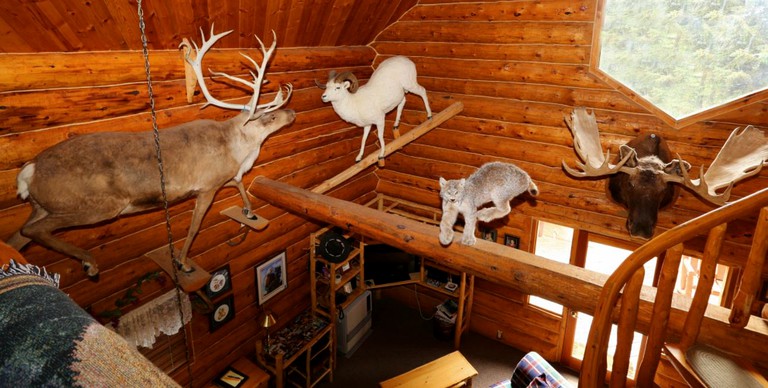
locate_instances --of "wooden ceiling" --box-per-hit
[0,0,417,53]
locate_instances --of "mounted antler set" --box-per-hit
[180,25,292,122]
[562,107,768,238]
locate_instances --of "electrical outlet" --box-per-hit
[496,329,503,339]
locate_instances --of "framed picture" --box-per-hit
[209,294,235,332]
[481,227,497,242]
[205,264,232,299]
[215,366,249,388]
[504,234,520,249]
[256,251,288,305]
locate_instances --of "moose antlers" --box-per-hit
[662,125,768,204]
[180,25,292,121]
[561,108,637,178]
[562,107,768,205]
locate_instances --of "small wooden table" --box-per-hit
[255,311,334,388]
[379,351,478,388]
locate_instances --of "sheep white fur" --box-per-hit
[319,55,432,161]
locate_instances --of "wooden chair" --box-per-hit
[580,188,768,387]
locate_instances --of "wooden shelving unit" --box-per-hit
[309,226,366,369]
[420,258,475,349]
[309,195,475,350]
[361,194,475,349]
[255,311,333,388]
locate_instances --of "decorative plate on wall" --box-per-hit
[205,264,232,299]
[209,294,235,332]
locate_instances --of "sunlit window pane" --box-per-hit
[599,0,768,120]
[530,221,574,315]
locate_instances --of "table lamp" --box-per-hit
[262,311,277,353]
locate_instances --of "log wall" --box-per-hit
[0,45,378,386]
[369,0,768,379]
[2,1,768,386]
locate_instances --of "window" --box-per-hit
[531,219,736,381]
[530,221,574,315]
[571,241,655,379]
[592,0,768,127]
[675,255,730,306]
[138,330,190,375]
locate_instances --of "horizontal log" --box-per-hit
[377,21,593,45]
[248,176,768,369]
[0,87,331,171]
[409,0,595,21]
[0,46,375,91]
[0,67,372,135]
[408,57,605,89]
[371,41,590,64]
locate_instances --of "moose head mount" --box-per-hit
[562,107,768,239]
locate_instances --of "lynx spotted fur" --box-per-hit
[439,162,539,246]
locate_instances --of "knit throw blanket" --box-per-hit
[0,260,179,387]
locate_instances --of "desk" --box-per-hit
[255,310,333,388]
[379,351,478,388]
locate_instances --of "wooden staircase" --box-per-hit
[580,188,768,387]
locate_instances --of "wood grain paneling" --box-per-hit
[0,0,417,53]
[369,1,768,380]
[2,0,767,386]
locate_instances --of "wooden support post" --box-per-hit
[729,206,768,327]
[636,243,683,387]
[310,101,463,194]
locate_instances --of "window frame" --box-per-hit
[589,0,768,129]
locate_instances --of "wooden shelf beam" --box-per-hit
[310,101,463,194]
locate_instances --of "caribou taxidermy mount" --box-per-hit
[562,107,768,239]
[6,26,294,277]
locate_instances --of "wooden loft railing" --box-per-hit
[580,187,768,388]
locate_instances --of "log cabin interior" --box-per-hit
[1,1,767,387]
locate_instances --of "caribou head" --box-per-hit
[562,107,768,239]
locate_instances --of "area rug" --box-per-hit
[0,260,179,387]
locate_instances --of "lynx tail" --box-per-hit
[528,181,539,197]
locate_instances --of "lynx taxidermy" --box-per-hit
[439,162,539,246]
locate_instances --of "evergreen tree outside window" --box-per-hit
[592,0,768,127]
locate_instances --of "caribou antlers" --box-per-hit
[562,107,768,206]
[180,25,292,122]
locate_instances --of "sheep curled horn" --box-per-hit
[315,71,359,93]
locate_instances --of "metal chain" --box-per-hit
[136,1,193,386]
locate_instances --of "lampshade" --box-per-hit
[261,312,276,329]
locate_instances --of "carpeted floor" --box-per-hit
[317,294,578,387]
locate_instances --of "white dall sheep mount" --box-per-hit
[317,56,432,162]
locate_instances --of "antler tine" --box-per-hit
[244,30,281,121]
[562,107,635,178]
[562,147,635,178]
[663,158,729,206]
[182,24,251,111]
